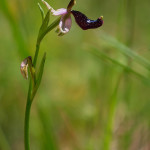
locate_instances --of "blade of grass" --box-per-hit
[117,0,125,40]
[122,0,135,116]
[96,32,150,71]
[37,104,58,150]
[85,46,150,85]
[0,0,29,58]
[125,0,135,47]
[103,73,122,150]
[0,127,11,150]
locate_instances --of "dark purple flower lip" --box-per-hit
[71,10,103,30]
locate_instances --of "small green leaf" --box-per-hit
[36,52,46,89]
[31,53,46,100]
[37,17,60,44]
[38,3,45,22]
[38,10,50,41]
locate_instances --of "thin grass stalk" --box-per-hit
[89,48,149,81]
[37,104,58,150]
[103,73,122,150]
[97,33,150,71]
[121,1,135,148]
[125,0,135,47]
[0,127,11,150]
[123,0,135,104]
[117,0,125,40]
[0,0,28,58]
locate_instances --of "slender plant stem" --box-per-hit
[123,0,135,105]
[24,17,60,150]
[33,17,60,68]
[24,98,32,150]
[103,73,122,150]
[24,41,41,150]
[33,43,40,68]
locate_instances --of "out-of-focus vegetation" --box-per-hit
[1,0,150,150]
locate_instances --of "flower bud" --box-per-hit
[20,56,32,79]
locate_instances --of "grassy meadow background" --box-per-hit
[1,0,150,149]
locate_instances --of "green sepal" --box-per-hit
[38,3,45,22]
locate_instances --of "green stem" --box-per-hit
[33,17,60,68]
[103,73,122,150]
[24,42,40,150]
[24,96,32,150]
[24,17,60,150]
[33,43,40,68]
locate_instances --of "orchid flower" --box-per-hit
[42,0,103,36]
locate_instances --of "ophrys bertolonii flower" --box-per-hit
[42,0,103,36]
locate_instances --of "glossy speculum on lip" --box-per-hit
[71,10,103,30]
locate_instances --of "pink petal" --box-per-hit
[52,8,67,16]
[64,15,72,30]
[58,14,72,35]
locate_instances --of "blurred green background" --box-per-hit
[1,0,150,150]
